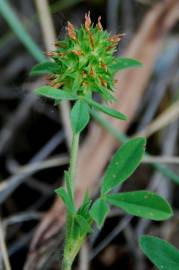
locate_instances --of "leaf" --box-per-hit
[90,198,109,228]
[31,61,60,75]
[106,191,173,221]
[55,187,76,214]
[77,192,92,219]
[70,100,90,133]
[35,86,77,101]
[84,97,127,120]
[75,214,92,235]
[140,235,179,270]
[101,137,146,194]
[111,57,143,72]
[70,217,80,239]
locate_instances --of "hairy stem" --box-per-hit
[63,259,72,270]
[62,132,80,270]
[69,132,80,194]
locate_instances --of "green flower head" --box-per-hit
[32,12,142,122]
[46,13,125,101]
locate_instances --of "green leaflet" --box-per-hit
[31,61,60,75]
[84,97,127,120]
[55,187,76,214]
[106,191,173,221]
[75,214,91,236]
[35,86,77,100]
[71,214,91,240]
[101,137,146,194]
[140,236,179,270]
[90,198,109,228]
[111,57,143,72]
[77,192,92,219]
[73,193,92,237]
[70,100,90,133]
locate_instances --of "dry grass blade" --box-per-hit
[0,155,69,193]
[79,242,89,270]
[143,156,179,164]
[0,218,12,270]
[0,131,64,203]
[137,100,179,137]
[34,0,72,147]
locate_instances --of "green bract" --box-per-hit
[32,13,142,121]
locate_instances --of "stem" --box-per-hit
[62,131,80,270]
[63,259,72,270]
[69,132,80,194]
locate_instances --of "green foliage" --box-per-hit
[91,110,179,185]
[84,97,128,120]
[55,187,76,214]
[31,61,60,75]
[70,100,90,133]
[106,191,173,220]
[35,86,77,100]
[77,192,92,219]
[90,198,109,227]
[32,13,142,108]
[140,236,179,270]
[101,137,146,194]
[74,214,91,236]
[111,57,143,71]
[76,193,92,235]
[31,12,174,270]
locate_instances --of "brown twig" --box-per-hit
[0,218,11,270]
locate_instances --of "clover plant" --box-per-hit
[32,13,173,270]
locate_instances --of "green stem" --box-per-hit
[69,132,80,194]
[63,259,72,270]
[62,131,80,270]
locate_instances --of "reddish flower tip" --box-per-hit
[85,11,91,31]
[67,21,77,40]
[97,16,103,31]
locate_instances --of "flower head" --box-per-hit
[32,13,142,121]
[45,13,125,101]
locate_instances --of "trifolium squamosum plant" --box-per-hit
[31,12,173,270]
